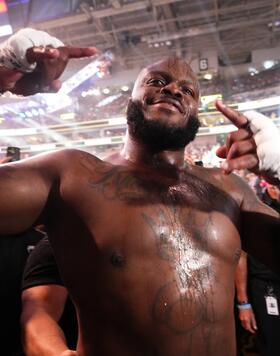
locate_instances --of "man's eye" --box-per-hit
[182,87,194,96]
[149,78,166,86]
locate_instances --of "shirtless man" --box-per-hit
[1,29,280,356]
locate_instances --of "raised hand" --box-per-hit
[0,28,97,96]
[12,45,97,95]
[215,100,258,173]
[215,100,280,183]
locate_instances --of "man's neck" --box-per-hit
[119,131,186,170]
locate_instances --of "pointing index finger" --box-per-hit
[64,46,98,59]
[215,100,248,129]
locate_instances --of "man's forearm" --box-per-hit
[22,312,70,356]
[235,251,249,303]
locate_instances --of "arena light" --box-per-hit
[60,113,75,120]
[263,60,275,70]
[248,67,259,76]
[103,88,110,94]
[203,73,213,80]
[92,88,101,96]
[121,85,130,92]
[268,19,280,31]
[97,93,122,108]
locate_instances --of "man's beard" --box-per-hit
[126,100,200,151]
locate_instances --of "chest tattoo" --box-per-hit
[142,206,217,339]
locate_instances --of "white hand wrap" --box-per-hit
[0,28,63,72]
[245,110,280,180]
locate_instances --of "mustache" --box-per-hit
[144,95,185,114]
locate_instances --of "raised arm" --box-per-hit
[215,102,280,274]
[0,150,69,234]
[215,101,280,185]
[0,28,97,95]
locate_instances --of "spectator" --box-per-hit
[235,184,280,356]
[21,237,78,355]
[0,227,45,355]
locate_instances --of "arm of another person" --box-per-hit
[21,285,75,356]
[235,251,257,333]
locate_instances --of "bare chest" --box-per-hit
[67,162,241,264]
[57,163,240,349]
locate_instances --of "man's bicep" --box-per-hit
[0,162,51,233]
[21,285,68,322]
[0,150,71,234]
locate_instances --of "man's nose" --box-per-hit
[161,82,183,98]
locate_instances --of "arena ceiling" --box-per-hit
[6,0,280,69]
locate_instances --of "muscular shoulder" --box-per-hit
[189,165,278,218]
[189,165,254,208]
[22,149,102,173]
[45,148,100,166]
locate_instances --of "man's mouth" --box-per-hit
[149,98,184,114]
